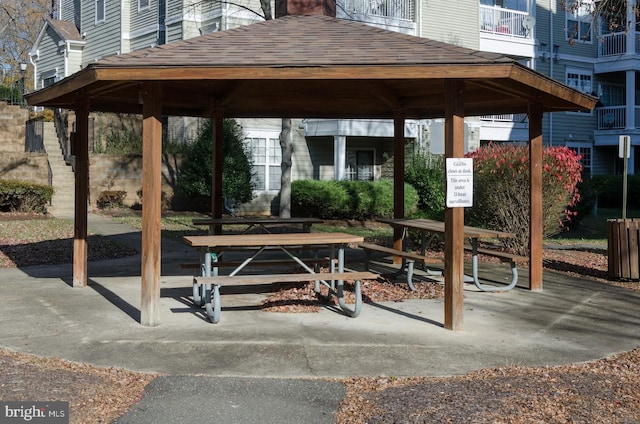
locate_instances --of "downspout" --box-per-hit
[29,55,37,92]
[416,0,422,37]
[548,0,554,146]
[64,41,71,77]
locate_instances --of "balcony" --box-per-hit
[479,5,532,38]
[479,113,529,142]
[599,31,640,57]
[596,106,640,129]
[341,0,414,21]
[480,113,528,123]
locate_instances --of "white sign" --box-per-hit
[619,135,631,159]
[446,158,473,208]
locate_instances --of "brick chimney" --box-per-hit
[276,0,336,18]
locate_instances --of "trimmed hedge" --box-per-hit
[0,179,53,213]
[291,179,418,220]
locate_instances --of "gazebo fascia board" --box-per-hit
[25,15,597,330]
[26,64,595,117]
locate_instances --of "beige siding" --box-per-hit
[421,0,478,49]
[35,27,66,88]
[130,0,161,50]
[67,44,84,75]
[81,0,122,65]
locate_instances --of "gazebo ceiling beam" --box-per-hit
[363,81,403,111]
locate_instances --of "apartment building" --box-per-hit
[29,0,621,212]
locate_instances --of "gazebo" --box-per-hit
[26,14,596,330]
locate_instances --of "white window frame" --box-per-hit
[245,132,282,192]
[95,0,105,24]
[567,143,592,176]
[566,67,593,115]
[41,69,58,88]
[346,149,376,181]
[138,0,150,12]
[565,0,593,43]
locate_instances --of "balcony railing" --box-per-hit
[342,0,414,21]
[599,31,640,57]
[597,106,625,129]
[480,113,528,123]
[596,106,640,129]
[479,5,531,38]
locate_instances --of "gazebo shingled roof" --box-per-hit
[27,15,594,119]
[26,14,597,330]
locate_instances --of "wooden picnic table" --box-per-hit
[183,232,368,322]
[377,218,523,291]
[192,217,324,235]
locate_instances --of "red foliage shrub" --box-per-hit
[465,143,582,254]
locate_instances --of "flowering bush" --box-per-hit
[466,143,582,254]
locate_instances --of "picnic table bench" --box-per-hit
[193,271,378,323]
[358,242,443,291]
[463,244,528,291]
[378,218,524,291]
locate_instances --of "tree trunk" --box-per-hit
[279,118,292,218]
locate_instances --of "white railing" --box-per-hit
[341,0,414,21]
[599,32,626,57]
[479,6,531,38]
[597,106,625,129]
[480,113,528,123]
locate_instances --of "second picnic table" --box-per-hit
[183,232,374,322]
[377,218,525,291]
[192,217,324,235]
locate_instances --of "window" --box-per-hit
[568,145,592,176]
[566,0,592,42]
[246,136,281,191]
[138,0,150,12]
[346,150,374,181]
[566,70,592,93]
[95,0,105,23]
[41,70,57,88]
[566,68,593,114]
[598,83,624,106]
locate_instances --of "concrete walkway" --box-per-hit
[1,214,639,423]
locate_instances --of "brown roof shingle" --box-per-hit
[97,15,511,68]
[26,15,596,119]
[47,18,83,42]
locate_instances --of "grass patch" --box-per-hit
[552,208,640,244]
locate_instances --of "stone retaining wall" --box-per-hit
[89,154,184,207]
[0,153,50,184]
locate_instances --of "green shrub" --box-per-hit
[291,179,418,220]
[96,191,127,209]
[405,152,445,220]
[569,178,598,225]
[466,144,582,254]
[291,180,348,219]
[177,119,255,208]
[0,180,53,213]
[590,174,640,209]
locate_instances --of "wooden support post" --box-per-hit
[212,111,224,235]
[393,112,405,256]
[72,100,89,288]
[444,80,465,331]
[528,103,543,291]
[141,82,163,327]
